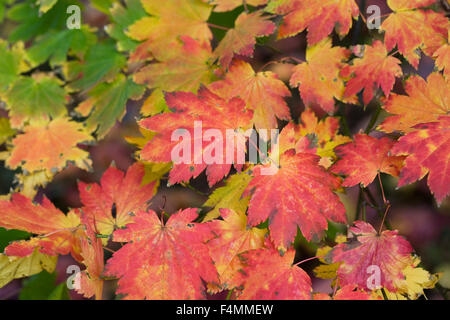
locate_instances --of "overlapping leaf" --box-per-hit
[331,134,405,187]
[208,59,290,129]
[243,149,346,250]
[213,10,275,67]
[392,116,450,204]
[105,208,219,299]
[341,41,403,105]
[139,87,253,186]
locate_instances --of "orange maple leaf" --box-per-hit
[237,242,312,299]
[269,0,359,44]
[76,221,104,300]
[0,194,83,260]
[208,208,267,292]
[213,10,275,67]
[381,0,448,68]
[434,32,450,79]
[243,149,346,250]
[6,117,92,175]
[378,72,449,133]
[206,0,268,12]
[329,221,413,292]
[208,59,291,129]
[290,38,353,113]
[78,162,157,236]
[392,116,450,204]
[341,40,403,105]
[139,87,253,186]
[105,208,219,299]
[331,134,405,187]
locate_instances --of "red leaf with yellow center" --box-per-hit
[330,221,413,292]
[78,162,157,236]
[331,134,405,187]
[105,208,219,299]
[243,149,346,250]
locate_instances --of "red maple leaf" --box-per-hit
[105,208,219,299]
[139,87,253,186]
[243,149,346,250]
[331,134,405,187]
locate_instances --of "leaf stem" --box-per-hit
[207,23,230,31]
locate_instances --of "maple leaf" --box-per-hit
[267,0,359,44]
[3,73,66,127]
[329,221,414,292]
[203,171,252,221]
[278,108,351,168]
[76,222,104,300]
[381,0,448,68]
[139,87,253,186]
[207,208,266,292]
[0,194,83,260]
[105,0,148,53]
[434,32,450,79]
[314,285,376,300]
[392,116,450,204]
[208,59,290,130]
[378,73,449,133]
[0,40,29,92]
[6,117,93,176]
[341,41,403,105]
[105,208,219,299]
[331,134,405,187]
[290,38,353,113]
[133,36,215,93]
[243,149,346,250]
[127,0,212,60]
[78,162,157,236]
[0,249,57,288]
[237,242,312,299]
[213,10,275,68]
[205,0,267,11]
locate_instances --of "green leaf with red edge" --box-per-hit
[138,87,253,187]
[341,40,403,105]
[392,115,450,205]
[267,0,359,44]
[208,59,291,130]
[331,134,405,188]
[213,10,275,68]
[133,35,215,93]
[237,240,312,300]
[0,194,83,260]
[105,208,219,299]
[329,221,414,292]
[78,162,157,236]
[243,149,346,251]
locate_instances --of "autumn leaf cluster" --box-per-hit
[0,0,448,300]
